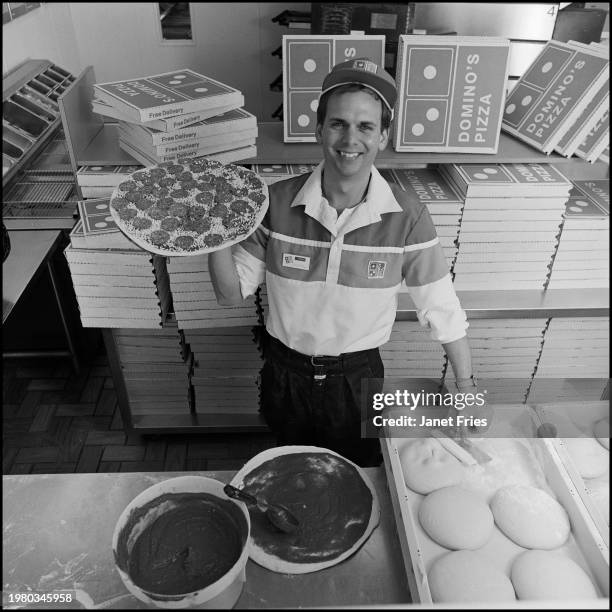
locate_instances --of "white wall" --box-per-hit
[66,2,310,121]
[2,3,81,76]
[3,2,309,121]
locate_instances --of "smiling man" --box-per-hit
[209,59,478,466]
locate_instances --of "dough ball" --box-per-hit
[593,418,609,450]
[429,550,516,603]
[490,485,569,549]
[564,437,609,479]
[419,486,493,550]
[399,438,465,495]
[511,550,598,600]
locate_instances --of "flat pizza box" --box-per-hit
[440,163,572,198]
[502,39,609,153]
[93,69,245,123]
[121,108,257,146]
[91,97,244,132]
[76,164,143,187]
[394,35,510,153]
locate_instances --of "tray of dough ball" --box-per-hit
[381,405,609,607]
[530,401,609,548]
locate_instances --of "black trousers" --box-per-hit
[259,331,384,467]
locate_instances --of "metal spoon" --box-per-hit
[223,483,299,534]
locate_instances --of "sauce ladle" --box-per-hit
[223,483,299,534]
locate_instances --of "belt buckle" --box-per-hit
[310,355,327,383]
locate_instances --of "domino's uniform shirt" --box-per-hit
[233,162,468,356]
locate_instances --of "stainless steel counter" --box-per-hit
[3,468,411,609]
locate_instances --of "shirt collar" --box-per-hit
[291,161,402,227]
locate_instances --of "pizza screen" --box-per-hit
[109,158,268,255]
[241,452,374,565]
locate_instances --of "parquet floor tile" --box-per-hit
[3,345,277,476]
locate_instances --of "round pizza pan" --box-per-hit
[108,161,269,257]
[230,445,381,574]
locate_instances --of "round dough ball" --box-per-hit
[429,550,516,603]
[490,485,569,549]
[511,550,597,600]
[564,437,609,478]
[419,486,494,550]
[399,438,465,495]
[593,418,609,450]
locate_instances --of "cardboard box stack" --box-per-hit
[547,179,609,290]
[390,167,464,271]
[380,321,447,383]
[110,322,192,419]
[502,39,609,161]
[445,318,548,403]
[166,253,260,329]
[528,317,609,402]
[442,162,571,290]
[250,163,318,185]
[75,165,142,199]
[91,68,257,167]
[64,199,171,328]
[183,327,262,418]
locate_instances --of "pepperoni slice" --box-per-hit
[230,199,252,214]
[169,203,188,218]
[174,235,195,250]
[160,217,181,232]
[132,217,152,230]
[203,233,223,247]
[150,230,170,246]
[148,206,167,220]
[118,207,138,220]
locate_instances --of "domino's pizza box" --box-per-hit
[394,36,510,153]
[502,40,609,154]
[282,34,385,143]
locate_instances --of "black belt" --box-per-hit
[265,333,378,382]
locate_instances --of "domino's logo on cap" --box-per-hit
[353,59,378,74]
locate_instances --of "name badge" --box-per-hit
[282,253,310,270]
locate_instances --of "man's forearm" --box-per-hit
[442,335,473,381]
[208,247,246,306]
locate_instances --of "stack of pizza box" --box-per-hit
[250,163,318,185]
[528,317,609,402]
[75,164,142,199]
[110,321,193,418]
[165,253,260,329]
[389,167,464,272]
[441,162,572,290]
[91,68,257,166]
[445,318,549,403]
[380,321,447,384]
[547,179,609,290]
[64,198,171,328]
[502,39,609,160]
[182,326,262,416]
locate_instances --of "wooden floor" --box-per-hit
[3,343,277,475]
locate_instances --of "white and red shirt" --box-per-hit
[233,162,468,356]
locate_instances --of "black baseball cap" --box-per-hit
[320,57,397,116]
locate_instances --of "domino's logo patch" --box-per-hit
[353,59,377,74]
[368,261,386,279]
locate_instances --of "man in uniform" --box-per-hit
[209,59,479,466]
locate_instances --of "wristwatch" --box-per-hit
[454,375,478,391]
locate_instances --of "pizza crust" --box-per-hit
[230,446,380,574]
[109,158,269,256]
